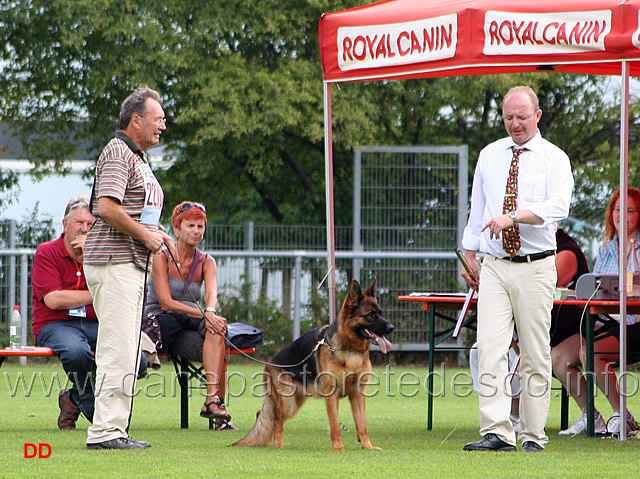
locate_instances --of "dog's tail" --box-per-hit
[232,391,277,447]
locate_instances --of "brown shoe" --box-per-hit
[58,389,80,430]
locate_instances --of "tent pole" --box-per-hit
[618,61,630,441]
[324,81,336,322]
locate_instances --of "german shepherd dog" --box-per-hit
[232,278,394,450]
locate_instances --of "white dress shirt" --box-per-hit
[462,131,574,258]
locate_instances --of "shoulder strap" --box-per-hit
[179,248,202,301]
[186,248,202,285]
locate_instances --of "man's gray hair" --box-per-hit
[119,87,162,130]
[64,195,90,221]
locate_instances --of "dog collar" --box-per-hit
[320,338,366,355]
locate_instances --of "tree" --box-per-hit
[1,0,639,231]
[0,0,366,226]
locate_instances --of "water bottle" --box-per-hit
[628,239,640,297]
[9,305,22,350]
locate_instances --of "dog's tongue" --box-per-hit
[374,334,392,354]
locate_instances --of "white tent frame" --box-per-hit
[322,61,634,440]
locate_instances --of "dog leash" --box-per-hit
[162,245,329,369]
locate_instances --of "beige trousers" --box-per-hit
[84,262,146,444]
[476,254,555,447]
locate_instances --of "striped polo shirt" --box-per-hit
[84,132,163,271]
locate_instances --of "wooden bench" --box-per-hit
[0,346,255,430]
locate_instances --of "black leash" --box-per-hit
[126,250,151,435]
[162,245,327,369]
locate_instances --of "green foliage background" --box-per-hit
[1,1,640,231]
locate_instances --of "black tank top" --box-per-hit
[556,228,589,288]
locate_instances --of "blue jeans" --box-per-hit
[37,319,148,422]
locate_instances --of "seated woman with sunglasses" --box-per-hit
[144,201,236,430]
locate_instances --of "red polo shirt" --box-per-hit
[31,235,97,341]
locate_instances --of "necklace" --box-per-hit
[175,248,194,269]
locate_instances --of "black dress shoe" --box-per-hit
[521,441,543,452]
[127,437,151,448]
[86,437,151,450]
[463,433,516,452]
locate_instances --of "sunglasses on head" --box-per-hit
[64,198,90,217]
[177,202,206,215]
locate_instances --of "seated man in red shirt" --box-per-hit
[31,195,147,430]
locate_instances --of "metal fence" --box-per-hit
[2,245,457,351]
[0,225,619,361]
[354,146,469,252]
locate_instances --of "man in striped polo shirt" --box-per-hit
[84,87,173,450]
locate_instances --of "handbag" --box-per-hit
[142,314,163,350]
[226,322,264,349]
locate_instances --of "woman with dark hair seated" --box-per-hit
[144,201,237,430]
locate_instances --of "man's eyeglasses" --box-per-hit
[177,202,206,215]
[141,115,166,128]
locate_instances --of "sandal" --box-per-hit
[215,418,239,431]
[200,396,231,420]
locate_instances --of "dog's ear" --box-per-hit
[363,277,378,297]
[347,279,363,305]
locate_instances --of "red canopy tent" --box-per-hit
[319,0,640,439]
[320,0,640,80]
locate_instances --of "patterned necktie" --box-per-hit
[502,147,524,257]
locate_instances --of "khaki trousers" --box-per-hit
[84,262,146,444]
[476,254,555,446]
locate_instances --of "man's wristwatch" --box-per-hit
[509,211,518,225]
[205,307,217,314]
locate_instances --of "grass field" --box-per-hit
[1,360,639,478]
